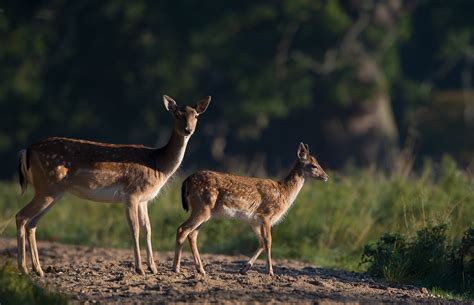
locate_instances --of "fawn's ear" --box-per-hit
[195,96,211,114]
[163,95,178,113]
[297,142,309,160]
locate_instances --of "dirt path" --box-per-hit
[0,238,454,304]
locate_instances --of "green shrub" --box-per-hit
[361,225,474,295]
[0,263,67,305]
[454,228,474,291]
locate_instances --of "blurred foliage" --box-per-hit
[0,1,473,177]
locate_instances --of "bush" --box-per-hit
[361,225,474,295]
[0,263,68,305]
[454,228,474,290]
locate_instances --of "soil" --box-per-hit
[0,238,459,304]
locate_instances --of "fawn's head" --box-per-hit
[163,95,211,137]
[297,142,328,181]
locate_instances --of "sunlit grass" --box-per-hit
[431,287,472,302]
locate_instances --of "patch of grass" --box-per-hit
[0,262,68,305]
[0,156,473,271]
[361,225,474,296]
[431,287,471,302]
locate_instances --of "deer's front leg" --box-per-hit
[125,198,144,275]
[240,223,265,274]
[138,201,157,274]
[262,221,274,276]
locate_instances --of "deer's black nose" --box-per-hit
[185,127,193,134]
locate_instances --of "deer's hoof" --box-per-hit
[19,266,29,275]
[135,267,145,275]
[240,263,252,275]
[149,265,158,274]
[35,269,45,277]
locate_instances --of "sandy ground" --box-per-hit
[0,238,459,304]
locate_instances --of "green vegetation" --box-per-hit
[430,287,472,302]
[361,225,473,297]
[1,156,472,271]
[0,262,67,305]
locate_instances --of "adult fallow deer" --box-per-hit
[173,143,328,276]
[16,95,211,276]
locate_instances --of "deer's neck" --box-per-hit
[155,129,189,177]
[281,161,305,206]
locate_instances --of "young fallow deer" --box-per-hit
[16,95,211,277]
[173,143,328,276]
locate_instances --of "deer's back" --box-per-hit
[185,171,284,221]
[27,137,162,202]
[30,137,155,165]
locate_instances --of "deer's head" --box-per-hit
[297,142,328,181]
[163,95,211,137]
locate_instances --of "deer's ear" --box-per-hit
[297,142,309,160]
[163,95,178,113]
[195,96,211,114]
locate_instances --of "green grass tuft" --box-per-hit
[0,262,68,305]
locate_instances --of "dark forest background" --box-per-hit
[1,0,473,178]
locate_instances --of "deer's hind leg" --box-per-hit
[188,224,205,274]
[16,192,63,276]
[173,207,211,274]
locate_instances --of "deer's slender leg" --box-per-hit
[188,224,205,274]
[262,221,274,276]
[240,223,265,274]
[16,193,60,276]
[26,194,62,277]
[173,208,211,273]
[138,201,157,274]
[125,197,143,274]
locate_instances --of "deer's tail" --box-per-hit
[18,149,30,195]
[181,177,190,212]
